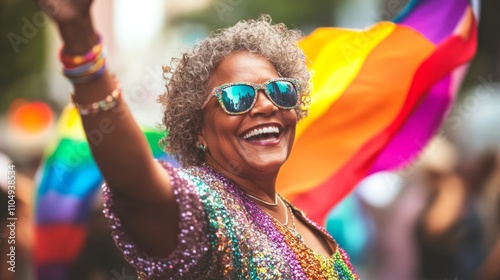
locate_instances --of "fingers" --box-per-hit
[35,0,92,23]
[36,0,70,18]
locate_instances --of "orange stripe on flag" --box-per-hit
[278,26,434,197]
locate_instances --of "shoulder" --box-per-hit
[283,196,339,248]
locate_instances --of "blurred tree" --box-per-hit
[0,0,48,113]
[170,0,336,34]
[377,0,410,20]
[465,0,500,86]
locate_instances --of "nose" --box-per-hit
[248,90,278,117]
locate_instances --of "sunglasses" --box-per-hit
[201,78,300,115]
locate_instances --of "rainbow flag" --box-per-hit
[34,106,174,279]
[35,0,479,278]
[277,0,479,223]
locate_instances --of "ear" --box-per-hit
[197,133,207,153]
[197,134,206,147]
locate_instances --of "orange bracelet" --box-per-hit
[60,35,103,66]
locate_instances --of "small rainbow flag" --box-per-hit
[34,106,174,279]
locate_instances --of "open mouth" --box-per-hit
[241,126,281,141]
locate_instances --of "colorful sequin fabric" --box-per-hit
[102,162,359,279]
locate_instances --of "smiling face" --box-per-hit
[200,51,297,184]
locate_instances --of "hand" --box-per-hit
[36,0,97,54]
[35,0,93,24]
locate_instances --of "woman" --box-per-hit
[38,0,358,279]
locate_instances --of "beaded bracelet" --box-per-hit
[71,85,122,116]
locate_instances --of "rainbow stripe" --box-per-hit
[35,0,479,278]
[277,0,479,223]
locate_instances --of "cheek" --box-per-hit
[285,111,298,144]
[285,110,298,126]
[202,112,242,142]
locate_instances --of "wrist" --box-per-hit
[58,14,98,55]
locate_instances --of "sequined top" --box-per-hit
[102,162,359,279]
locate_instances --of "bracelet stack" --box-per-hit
[60,35,106,84]
[61,35,123,116]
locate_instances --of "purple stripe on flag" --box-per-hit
[398,0,468,44]
[369,75,452,173]
[36,190,95,224]
[37,263,69,280]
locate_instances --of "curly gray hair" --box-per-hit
[159,15,311,167]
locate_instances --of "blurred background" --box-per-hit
[1,0,499,279]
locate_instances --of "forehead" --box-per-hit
[209,51,280,87]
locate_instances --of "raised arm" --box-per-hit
[37,0,179,257]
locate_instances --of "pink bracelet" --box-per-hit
[60,35,103,66]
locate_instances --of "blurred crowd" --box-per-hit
[359,140,500,280]
[329,87,500,280]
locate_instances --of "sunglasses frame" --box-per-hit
[200,77,301,115]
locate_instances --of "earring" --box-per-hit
[199,143,206,152]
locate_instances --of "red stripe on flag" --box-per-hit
[35,224,87,263]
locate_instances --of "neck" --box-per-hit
[240,187,278,207]
[204,159,279,201]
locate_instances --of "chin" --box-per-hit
[249,156,288,173]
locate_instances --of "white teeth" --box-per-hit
[243,126,280,139]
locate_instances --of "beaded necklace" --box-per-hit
[285,202,303,241]
[264,196,303,242]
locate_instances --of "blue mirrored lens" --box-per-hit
[266,81,298,108]
[221,85,256,113]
